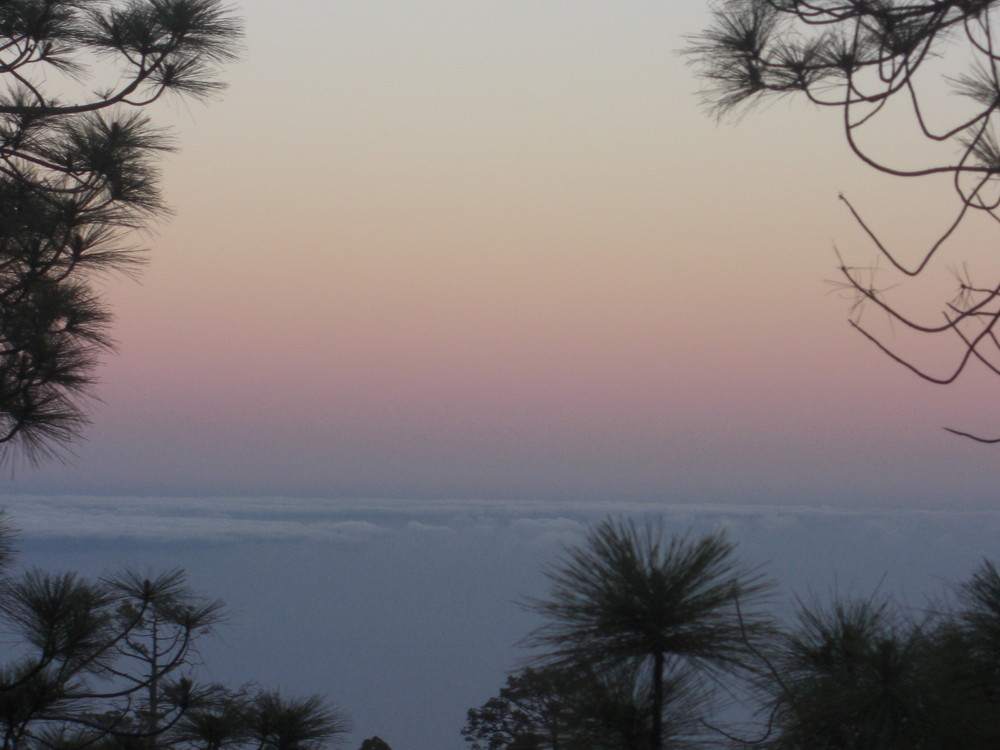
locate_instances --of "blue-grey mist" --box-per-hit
[5,495,1000,750]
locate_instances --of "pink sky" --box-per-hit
[8,0,1000,506]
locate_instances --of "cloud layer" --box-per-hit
[4,495,999,749]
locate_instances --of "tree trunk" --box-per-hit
[651,651,664,750]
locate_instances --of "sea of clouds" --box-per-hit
[2,494,998,750]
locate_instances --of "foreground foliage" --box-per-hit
[0,515,350,750]
[462,664,711,750]
[519,518,772,750]
[690,0,1000,439]
[469,516,1000,750]
[762,561,1000,749]
[0,0,241,462]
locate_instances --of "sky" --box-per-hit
[2,3,1000,746]
[3,0,999,505]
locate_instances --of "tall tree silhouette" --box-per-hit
[519,517,772,750]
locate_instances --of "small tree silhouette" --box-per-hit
[0,513,350,750]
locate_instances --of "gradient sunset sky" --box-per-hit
[7,0,999,506]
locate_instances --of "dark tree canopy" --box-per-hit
[0,521,351,750]
[0,0,241,463]
[492,516,1000,749]
[462,665,711,750]
[689,0,1000,440]
[755,562,1000,749]
[519,517,773,750]
[462,668,578,750]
